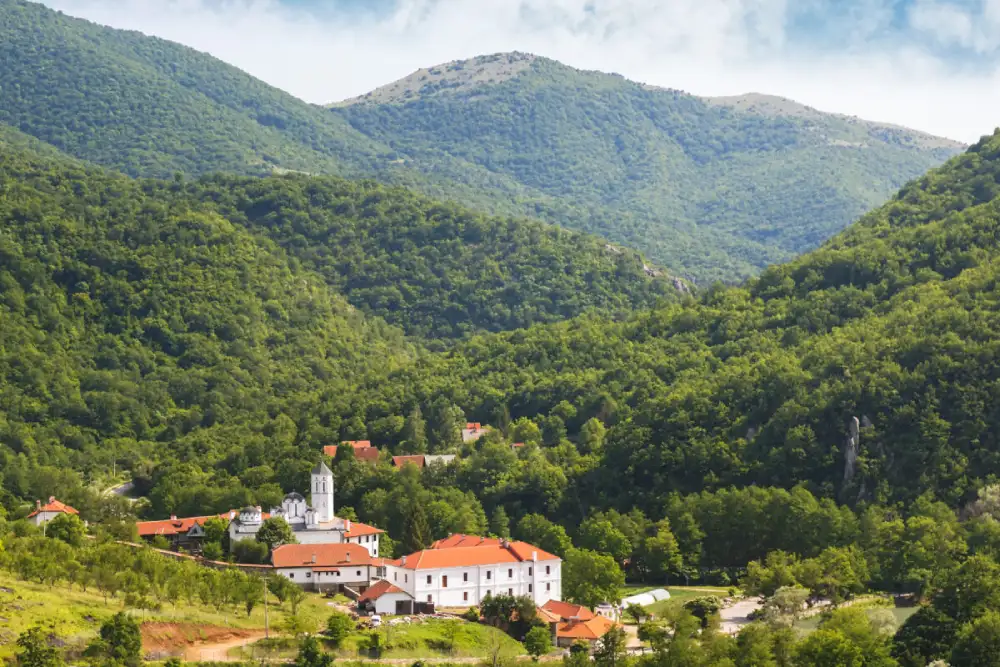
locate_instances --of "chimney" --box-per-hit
[229,510,236,519]
[532,551,538,561]
[36,499,41,510]
[311,554,317,564]
[401,555,407,567]
[346,551,351,562]
[347,519,352,531]
[170,515,177,521]
[255,505,262,512]
[48,496,55,504]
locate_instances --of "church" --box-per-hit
[138,461,383,556]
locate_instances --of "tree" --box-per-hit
[951,612,1000,667]
[683,596,722,629]
[892,606,958,667]
[256,517,297,551]
[761,586,809,624]
[94,612,142,667]
[16,627,63,667]
[44,514,85,547]
[490,506,511,539]
[793,629,863,667]
[524,626,553,661]
[294,636,333,667]
[564,548,624,609]
[202,541,223,561]
[592,626,628,667]
[202,517,229,544]
[401,500,432,554]
[577,517,632,565]
[326,611,354,648]
[624,603,646,625]
[402,406,428,454]
[636,521,682,583]
[579,418,607,454]
[515,514,573,558]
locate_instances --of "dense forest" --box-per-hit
[0,1,962,283]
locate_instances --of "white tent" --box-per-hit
[621,588,671,607]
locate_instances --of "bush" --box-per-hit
[462,607,481,622]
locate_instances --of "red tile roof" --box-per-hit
[136,511,234,537]
[536,607,562,624]
[556,616,616,640]
[431,534,503,549]
[397,539,560,570]
[27,497,79,518]
[542,600,595,621]
[324,442,379,460]
[358,579,410,602]
[272,543,374,568]
[392,455,425,469]
[344,521,384,538]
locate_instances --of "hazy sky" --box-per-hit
[38,0,1000,142]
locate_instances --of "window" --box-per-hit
[289,573,295,579]
[529,584,533,593]
[464,592,469,601]
[546,566,551,575]
[405,574,408,583]
[394,573,398,582]
[442,576,448,588]
[528,567,533,576]
[463,572,469,582]
[427,575,432,585]
[546,583,550,592]
[306,573,312,578]
[508,569,513,578]
[357,570,362,577]
[487,571,492,580]
[508,588,513,596]
[335,571,340,576]
[427,595,433,603]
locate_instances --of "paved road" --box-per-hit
[719,598,762,634]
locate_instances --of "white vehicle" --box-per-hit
[370,614,382,628]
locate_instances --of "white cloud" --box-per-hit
[37,0,1000,142]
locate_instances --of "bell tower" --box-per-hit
[310,461,334,523]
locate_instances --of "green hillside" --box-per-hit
[0,1,964,283]
[333,53,965,282]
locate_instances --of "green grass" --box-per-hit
[793,606,919,635]
[640,586,733,618]
[245,619,524,661]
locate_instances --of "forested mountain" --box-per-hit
[0,1,963,283]
[332,53,965,282]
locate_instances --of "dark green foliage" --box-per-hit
[96,613,142,667]
[950,612,1000,667]
[325,611,354,648]
[335,55,962,282]
[0,1,960,284]
[255,517,297,551]
[294,636,333,667]
[524,626,553,660]
[400,500,432,555]
[683,596,722,628]
[892,606,958,667]
[43,514,85,547]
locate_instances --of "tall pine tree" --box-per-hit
[401,500,432,554]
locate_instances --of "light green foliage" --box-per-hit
[295,636,333,667]
[15,627,63,667]
[326,611,354,648]
[524,626,553,660]
[563,548,625,609]
[43,514,85,547]
[256,517,298,551]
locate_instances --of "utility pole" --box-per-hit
[263,577,269,639]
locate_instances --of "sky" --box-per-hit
[36,0,1000,143]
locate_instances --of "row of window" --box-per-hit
[288,569,365,580]
[428,583,551,604]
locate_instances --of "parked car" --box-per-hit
[370,614,382,628]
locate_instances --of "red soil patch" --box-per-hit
[141,622,266,661]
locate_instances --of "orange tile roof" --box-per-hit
[136,511,235,537]
[392,455,425,469]
[272,543,374,568]
[543,600,595,621]
[324,441,376,459]
[358,579,410,602]
[465,423,482,430]
[557,616,616,641]
[397,539,560,569]
[536,607,562,624]
[431,534,503,549]
[27,497,79,518]
[344,521,384,537]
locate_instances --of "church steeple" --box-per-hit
[310,461,334,523]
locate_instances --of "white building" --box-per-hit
[28,497,80,527]
[384,535,561,608]
[358,579,415,615]
[272,543,385,593]
[228,462,383,555]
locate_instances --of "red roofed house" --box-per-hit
[541,600,618,647]
[385,535,561,608]
[136,510,238,552]
[357,578,415,615]
[392,455,426,469]
[272,543,385,594]
[28,497,79,527]
[324,441,380,463]
[461,423,490,443]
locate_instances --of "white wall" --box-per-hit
[277,565,373,590]
[385,559,561,607]
[31,511,64,527]
[373,592,412,615]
